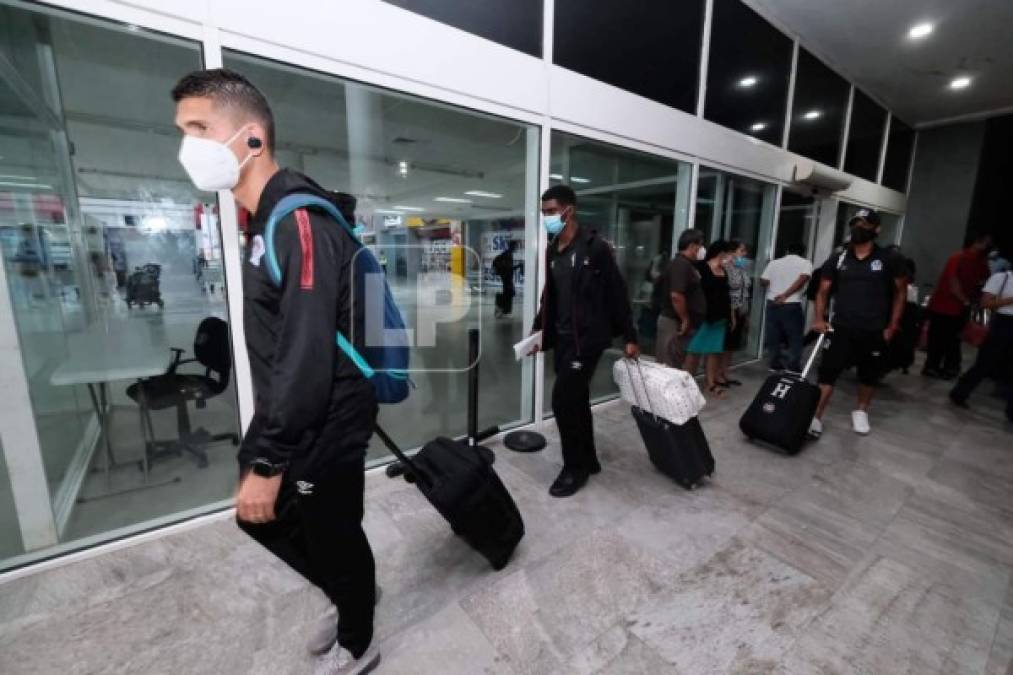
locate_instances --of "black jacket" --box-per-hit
[532,226,637,354]
[240,169,373,472]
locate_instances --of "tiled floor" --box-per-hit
[1,360,1011,674]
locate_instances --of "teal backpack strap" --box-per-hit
[263,193,373,378]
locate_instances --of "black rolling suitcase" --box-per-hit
[623,360,714,490]
[375,328,522,569]
[739,332,827,454]
[374,427,523,570]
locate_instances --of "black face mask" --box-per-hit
[850,225,877,245]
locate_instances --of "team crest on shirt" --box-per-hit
[249,235,266,267]
[871,259,883,272]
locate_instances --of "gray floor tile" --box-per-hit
[628,538,831,674]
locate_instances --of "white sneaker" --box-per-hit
[315,643,381,675]
[851,410,871,435]
[807,417,823,439]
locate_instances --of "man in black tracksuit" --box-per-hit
[172,69,380,674]
[532,185,639,498]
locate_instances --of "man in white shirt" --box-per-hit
[950,268,1013,420]
[760,243,813,372]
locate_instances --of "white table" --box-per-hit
[50,322,174,497]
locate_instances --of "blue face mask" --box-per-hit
[543,213,565,236]
[734,256,749,269]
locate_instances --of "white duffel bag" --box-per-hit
[612,358,706,425]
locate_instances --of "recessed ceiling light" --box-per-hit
[549,173,564,180]
[126,24,140,32]
[949,76,972,90]
[738,76,758,88]
[398,160,409,178]
[0,181,52,189]
[750,122,767,132]
[434,197,472,203]
[803,109,822,120]
[393,205,425,212]
[464,190,502,199]
[570,176,591,184]
[908,23,933,39]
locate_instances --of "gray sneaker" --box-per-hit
[314,643,381,675]
[307,587,383,656]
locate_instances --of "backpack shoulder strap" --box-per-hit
[264,193,359,287]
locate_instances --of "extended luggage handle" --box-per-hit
[621,358,660,420]
[799,328,830,380]
[374,424,433,490]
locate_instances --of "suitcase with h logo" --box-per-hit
[739,332,827,454]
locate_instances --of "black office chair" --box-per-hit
[128,317,239,468]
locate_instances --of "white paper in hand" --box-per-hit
[514,331,542,361]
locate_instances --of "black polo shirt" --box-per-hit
[822,245,905,330]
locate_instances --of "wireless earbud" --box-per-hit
[247,137,263,149]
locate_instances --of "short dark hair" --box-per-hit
[784,241,806,256]
[677,229,705,252]
[705,239,732,262]
[171,68,276,152]
[541,184,577,207]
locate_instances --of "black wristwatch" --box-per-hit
[249,458,286,478]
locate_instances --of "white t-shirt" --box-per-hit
[984,271,1013,316]
[761,254,813,303]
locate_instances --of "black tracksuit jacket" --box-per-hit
[239,169,375,478]
[532,226,637,355]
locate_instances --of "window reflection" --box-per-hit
[704,0,792,146]
[788,48,850,167]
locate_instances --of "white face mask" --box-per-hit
[178,127,252,192]
[696,246,707,261]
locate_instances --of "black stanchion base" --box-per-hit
[503,430,547,453]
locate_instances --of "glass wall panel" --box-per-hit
[695,167,777,362]
[882,116,915,192]
[844,89,887,181]
[546,132,692,409]
[0,1,242,569]
[384,0,542,57]
[704,0,792,146]
[222,51,541,460]
[776,190,818,259]
[554,0,705,114]
[787,48,850,167]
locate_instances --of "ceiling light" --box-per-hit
[908,23,933,39]
[570,176,591,184]
[0,174,37,180]
[949,76,972,90]
[750,122,767,132]
[549,173,564,180]
[126,24,140,32]
[434,197,472,203]
[464,190,503,199]
[393,205,425,212]
[398,160,409,178]
[374,209,405,215]
[737,76,758,88]
[803,109,822,120]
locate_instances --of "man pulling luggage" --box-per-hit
[531,184,639,497]
[172,68,380,675]
[809,209,908,437]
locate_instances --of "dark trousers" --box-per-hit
[764,302,805,372]
[496,277,515,314]
[238,389,377,659]
[552,338,603,474]
[925,310,967,373]
[952,315,1013,412]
